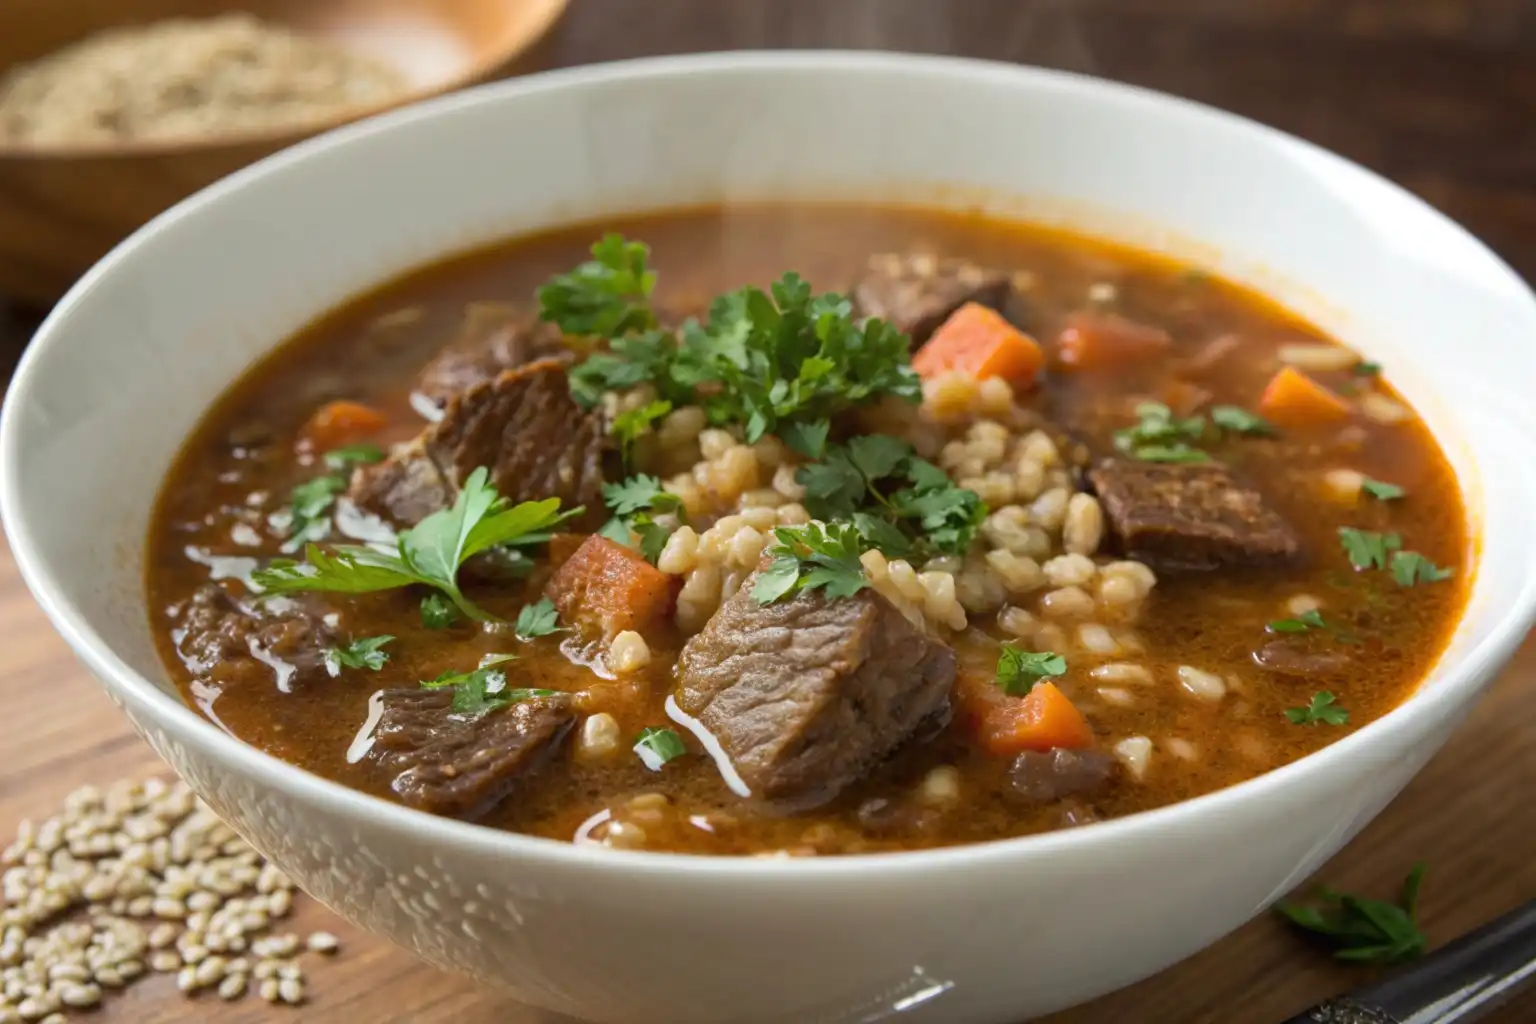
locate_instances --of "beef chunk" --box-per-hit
[344,438,449,526]
[1009,748,1118,805]
[174,584,335,694]
[675,579,955,811]
[853,252,1011,345]
[348,358,607,527]
[413,310,568,413]
[372,690,575,820]
[1087,457,1300,571]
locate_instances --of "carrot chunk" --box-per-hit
[298,400,388,451]
[912,302,1045,389]
[978,682,1094,756]
[1258,366,1352,428]
[545,535,675,639]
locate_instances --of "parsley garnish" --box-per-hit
[253,467,579,622]
[1390,551,1454,587]
[1285,691,1349,726]
[797,436,986,557]
[1338,527,1401,571]
[1210,405,1274,436]
[537,233,657,339]
[420,593,459,630]
[611,399,672,466]
[994,645,1066,696]
[1353,361,1382,377]
[323,635,393,676]
[514,597,565,641]
[323,444,386,471]
[599,475,685,565]
[282,475,346,552]
[634,727,687,770]
[547,241,922,458]
[420,653,558,716]
[1361,477,1406,501]
[752,522,871,605]
[1114,403,1210,463]
[1267,608,1326,633]
[1275,864,1426,965]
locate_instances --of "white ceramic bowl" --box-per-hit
[6,52,1536,1024]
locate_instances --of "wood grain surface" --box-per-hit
[5,1,1536,1021]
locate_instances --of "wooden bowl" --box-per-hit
[0,0,568,307]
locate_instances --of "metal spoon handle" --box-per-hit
[1282,900,1536,1024]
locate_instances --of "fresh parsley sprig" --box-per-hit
[798,435,986,558]
[1285,691,1349,726]
[1338,528,1452,587]
[547,237,922,459]
[994,645,1066,696]
[598,474,686,565]
[1275,864,1427,965]
[537,233,657,339]
[514,597,565,641]
[279,443,386,552]
[254,467,579,623]
[1114,402,1209,463]
[751,522,871,605]
[420,653,559,717]
[323,635,393,676]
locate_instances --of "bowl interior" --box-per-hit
[8,51,1536,807]
[0,0,567,153]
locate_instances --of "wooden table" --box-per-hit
[5,1,1536,1021]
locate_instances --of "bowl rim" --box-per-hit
[7,48,1536,881]
[0,0,569,160]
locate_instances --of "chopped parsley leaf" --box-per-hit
[282,474,346,552]
[797,436,986,558]
[545,240,922,456]
[752,522,870,605]
[1131,443,1210,463]
[1353,361,1382,377]
[1114,402,1207,461]
[1285,691,1349,726]
[1275,864,1426,965]
[420,654,556,716]
[323,635,393,676]
[1390,550,1454,587]
[514,597,564,641]
[600,475,685,566]
[254,467,579,622]
[420,593,459,630]
[994,645,1066,696]
[537,233,657,339]
[1338,527,1401,571]
[323,444,386,472]
[611,399,672,465]
[1361,477,1406,501]
[1210,404,1274,436]
[634,727,687,770]
[1267,608,1326,633]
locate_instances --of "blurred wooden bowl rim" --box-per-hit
[0,0,569,306]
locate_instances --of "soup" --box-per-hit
[145,204,1470,856]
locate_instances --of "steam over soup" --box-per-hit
[146,205,1469,855]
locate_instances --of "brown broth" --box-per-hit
[145,204,1471,855]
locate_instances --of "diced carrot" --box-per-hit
[912,302,1045,389]
[977,682,1095,756]
[298,400,388,452]
[1053,311,1172,372]
[545,535,676,639]
[1257,366,1352,428]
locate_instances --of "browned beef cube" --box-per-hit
[675,578,955,811]
[373,690,575,820]
[1008,748,1118,805]
[348,358,607,527]
[174,584,335,695]
[413,310,568,412]
[1087,457,1300,571]
[853,252,1012,345]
